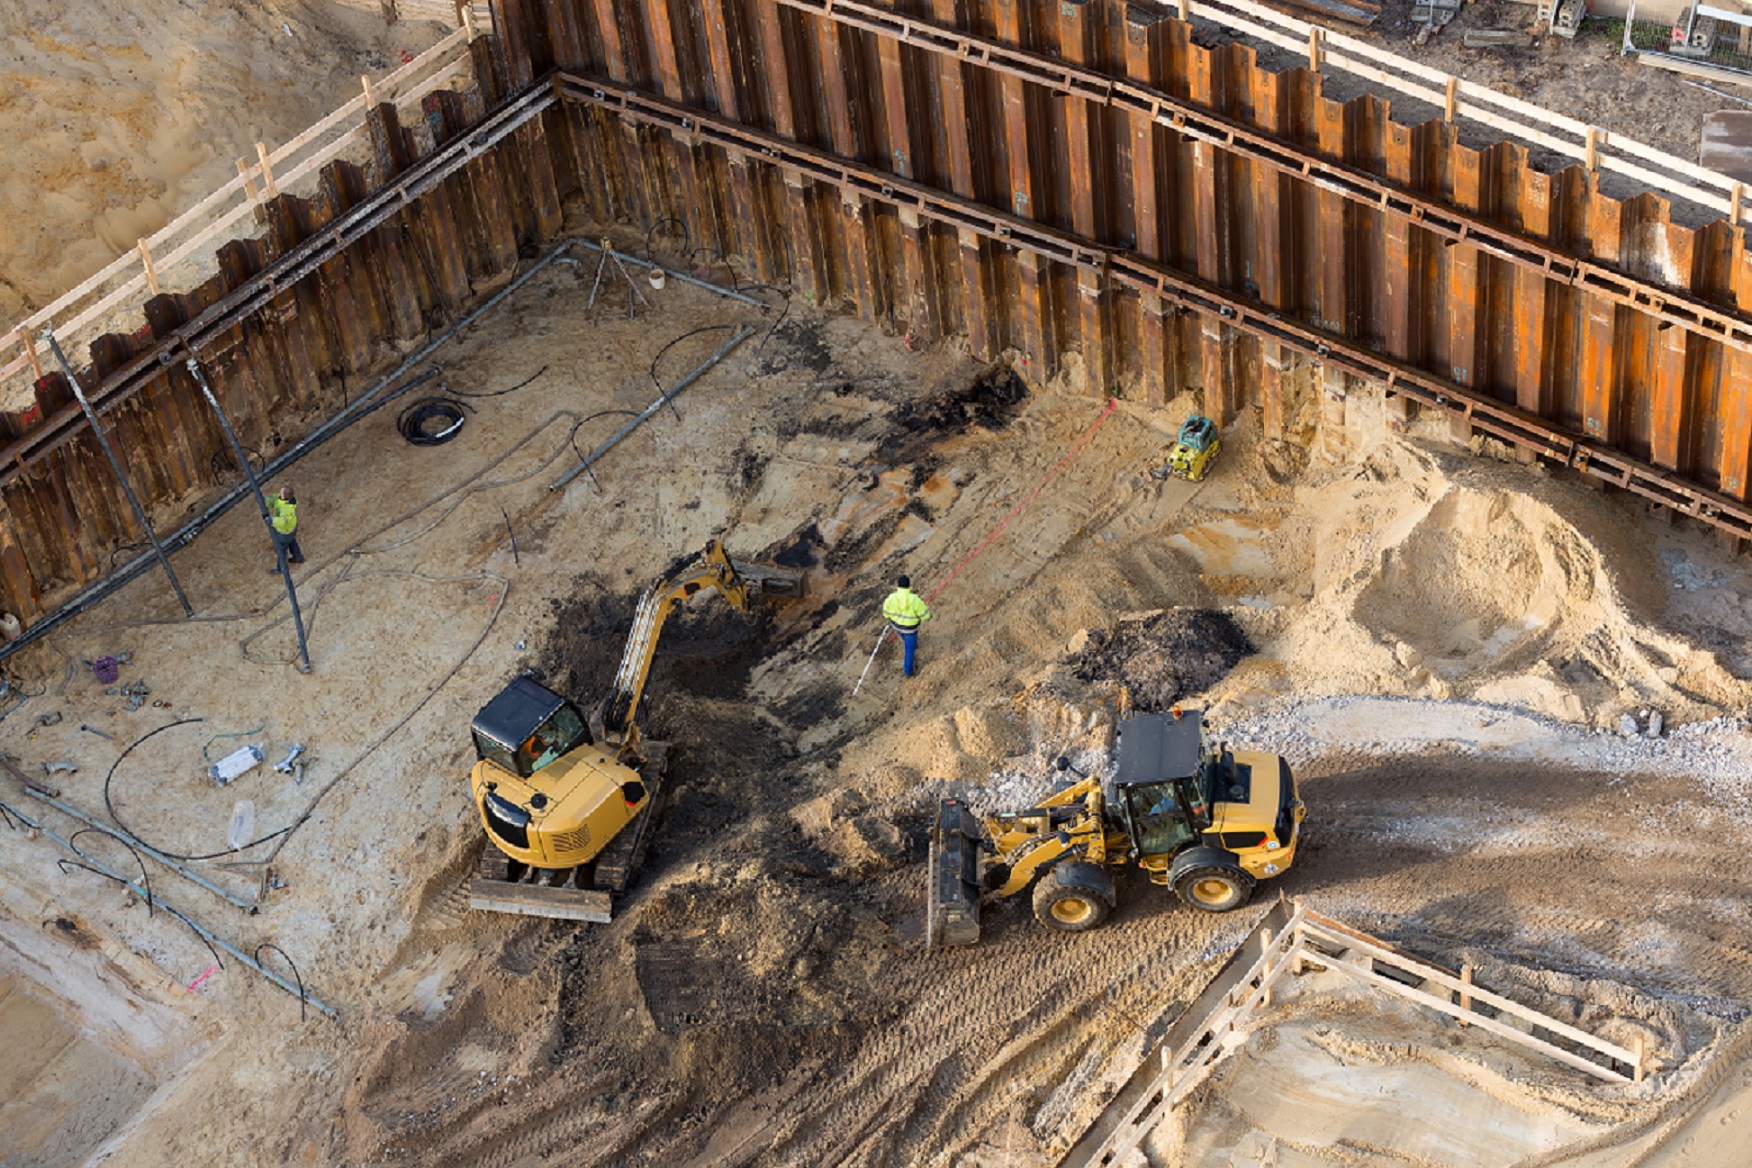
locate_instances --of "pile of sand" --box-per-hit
[0,1,449,325]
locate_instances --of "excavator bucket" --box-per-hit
[730,559,807,600]
[926,799,984,948]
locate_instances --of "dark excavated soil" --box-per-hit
[1072,609,1255,711]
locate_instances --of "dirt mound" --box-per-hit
[1072,609,1255,711]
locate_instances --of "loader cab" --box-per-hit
[1111,709,1217,860]
[471,677,593,779]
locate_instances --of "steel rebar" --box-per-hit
[550,324,756,491]
[43,329,194,619]
[186,358,312,674]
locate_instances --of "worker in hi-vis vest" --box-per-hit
[268,486,305,571]
[882,574,931,678]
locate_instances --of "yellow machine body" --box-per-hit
[469,745,648,870]
[926,709,1305,947]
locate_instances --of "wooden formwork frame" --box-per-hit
[1063,900,1645,1168]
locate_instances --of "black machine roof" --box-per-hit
[1114,710,1203,786]
[471,676,568,748]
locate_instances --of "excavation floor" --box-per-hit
[7,5,1752,1167]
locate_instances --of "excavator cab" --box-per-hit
[471,677,592,779]
[469,541,805,923]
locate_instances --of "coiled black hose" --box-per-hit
[398,395,471,445]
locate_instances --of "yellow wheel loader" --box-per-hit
[467,540,803,922]
[926,708,1304,947]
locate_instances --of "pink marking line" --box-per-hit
[186,963,218,993]
[925,396,1120,603]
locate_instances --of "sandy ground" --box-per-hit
[8,4,1752,1168]
[0,1,451,324]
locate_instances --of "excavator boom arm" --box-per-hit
[602,539,803,744]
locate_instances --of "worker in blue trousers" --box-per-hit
[882,574,931,677]
[269,486,305,571]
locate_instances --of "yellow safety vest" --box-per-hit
[270,498,298,534]
[883,587,930,629]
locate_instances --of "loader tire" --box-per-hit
[1032,868,1112,934]
[1173,863,1254,913]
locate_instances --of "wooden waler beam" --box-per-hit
[552,72,1752,542]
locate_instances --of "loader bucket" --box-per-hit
[926,798,984,948]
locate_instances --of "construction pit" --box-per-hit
[13,3,1752,1168]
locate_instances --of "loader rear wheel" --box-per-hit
[1032,870,1111,934]
[1174,865,1254,913]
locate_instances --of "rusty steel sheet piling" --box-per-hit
[10,0,1752,632]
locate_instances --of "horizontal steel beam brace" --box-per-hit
[0,84,558,482]
[773,0,1752,356]
[555,71,1752,541]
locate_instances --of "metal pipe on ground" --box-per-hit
[0,240,577,664]
[42,329,194,620]
[568,238,769,308]
[550,323,756,492]
[19,784,259,913]
[185,358,312,674]
[0,798,338,1019]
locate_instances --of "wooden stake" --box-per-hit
[256,142,279,199]
[1585,127,1601,172]
[1458,963,1473,1026]
[1262,930,1276,1008]
[1178,0,1192,20]
[137,239,159,296]
[21,330,42,380]
[1445,77,1459,123]
[1308,27,1322,73]
[362,73,377,109]
[237,158,260,203]
[1732,181,1745,226]
[1634,1034,1646,1083]
[463,4,477,41]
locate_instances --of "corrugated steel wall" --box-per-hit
[512,0,1752,518]
[5,0,1752,628]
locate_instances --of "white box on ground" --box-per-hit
[209,744,264,785]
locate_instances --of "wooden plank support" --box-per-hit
[926,0,990,357]
[585,0,653,230]
[644,0,714,258]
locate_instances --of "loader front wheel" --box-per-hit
[1174,864,1253,913]
[1033,870,1111,934]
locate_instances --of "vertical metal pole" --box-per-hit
[41,328,194,619]
[184,357,313,674]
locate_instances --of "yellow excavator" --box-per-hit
[927,707,1304,946]
[468,540,803,921]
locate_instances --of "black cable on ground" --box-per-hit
[644,216,691,263]
[649,324,738,402]
[54,857,225,970]
[102,718,294,861]
[398,395,472,445]
[686,246,738,289]
[447,365,549,399]
[69,826,153,918]
[255,942,309,1022]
